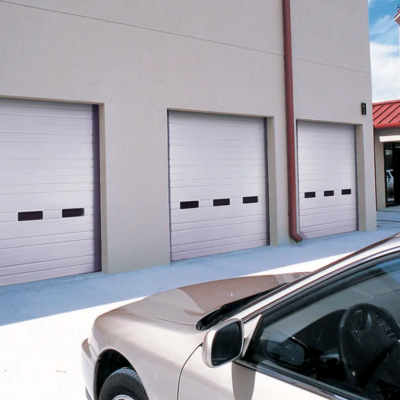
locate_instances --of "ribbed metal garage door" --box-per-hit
[298,121,358,239]
[0,98,101,286]
[169,111,269,261]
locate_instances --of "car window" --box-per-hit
[243,256,400,400]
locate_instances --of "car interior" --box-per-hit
[245,257,400,400]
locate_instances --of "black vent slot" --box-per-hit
[180,201,199,210]
[324,191,334,197]
[305,192,316,198]
[62,208,85,218]
[18,211,43,221]
[243,196,258,204]
[342,189,352,195]
[213,198,230,207]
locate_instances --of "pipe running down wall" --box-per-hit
[282,0,302,242]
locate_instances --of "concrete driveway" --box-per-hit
[0,226,398,400]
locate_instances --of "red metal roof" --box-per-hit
[373,100,400,129]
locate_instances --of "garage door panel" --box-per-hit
[171,202,267,223]
[172,214,267,232]
[297,121,354,134]
[300,203,356,216]
[0,193,100,213]
[170,183,266,202]
[0,262,101,286]
[299,180,356,192]
[171,170,266,181]
[0,103,94,119]
[170,195,267,210]
[0,239,101,269]
[0,114,96,135]
[172,233,266,253]
[301,224,357,239]
[169,111,262,127]
[0,159,95,168]
[300,173,355,182]
[0,230,100,250]
[0,133,95,144]
[0,174,97,185]
[298,161,355,171]
[172,239,266,261]
[298,132,354,144]
[0,216,99,240]
[170,158,264,167]
[169,133,263,144]
[0,99,100,286]
[298,148,356,160]
[171,221,267,246]
[298,141,354,150]
[300,209,357,228]
[1,166,96,177]
[0,255,100,277]
[0,142,97,159]
[0,183,96,195]
[169,112,268,260]
[170,177,264,188]
[299,194,356,210]
[170,148,264,160]
[0,98,94,112]
[2,206,99,221]
[170,164,265,175]
[298,121,357,239]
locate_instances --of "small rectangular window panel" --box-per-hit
[180,201,199,210]
[324,191,334,197]
[62,208,85,218]
[243,196,258,204]
[18,211,43,221]
[213,198,230,207]
[342,189,351,195]
[305,192,316,198]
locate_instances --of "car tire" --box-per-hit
[99,367,149,400]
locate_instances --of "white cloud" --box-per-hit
[370,15,395,36]
[370,41,400,102]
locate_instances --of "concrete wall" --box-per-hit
[374,128,400,210]
[0,0,375,274]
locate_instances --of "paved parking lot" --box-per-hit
[0,226,398,400]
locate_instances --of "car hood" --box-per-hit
[118,272,305,326]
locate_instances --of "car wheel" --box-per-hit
[99,367,149,400]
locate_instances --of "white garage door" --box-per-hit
[0,98,101,286]
[298,121,358,239]
[169,111,269,261]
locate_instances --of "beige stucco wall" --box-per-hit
[374,128,400,210]
[0,0,375,274]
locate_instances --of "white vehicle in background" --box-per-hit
[386,169,394,194]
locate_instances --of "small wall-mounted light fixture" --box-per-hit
[361,103,367,115]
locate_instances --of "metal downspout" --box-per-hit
[282,0,302,242]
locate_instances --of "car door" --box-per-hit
[179,252,400,400]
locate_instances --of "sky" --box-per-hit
[369,0,399,102]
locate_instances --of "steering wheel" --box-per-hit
[338,303,400,387]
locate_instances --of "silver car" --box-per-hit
[82,234,400,400]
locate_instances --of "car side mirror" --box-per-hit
[202,319,244,368]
